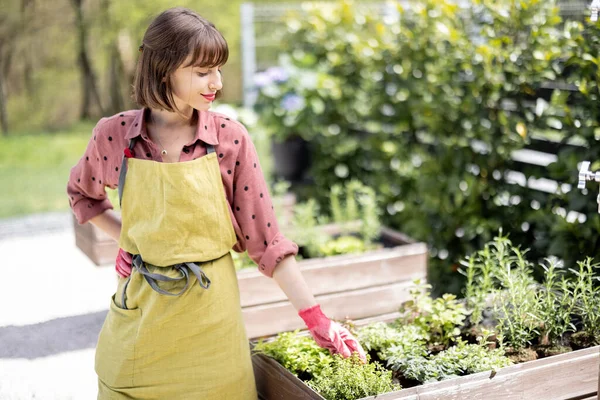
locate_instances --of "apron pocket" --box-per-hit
[95,294,142,389]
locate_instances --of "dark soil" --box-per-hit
[534,344,572,358]
[570,331,596,350]
[392,370,421,389]
[504,347,538,363]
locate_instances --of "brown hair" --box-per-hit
[133,7,228,119]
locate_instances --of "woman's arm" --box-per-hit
[271,254,317,311]
[272,254,367,362]
[89,210,122,241]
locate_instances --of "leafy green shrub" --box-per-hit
[386,335,512,383]
[357,322,429,361]
[306,354,400,400]
[257,0,600,296]
[397,279,468,347]
[535,20,600,272]
[319,235,366,256]
[253,331,334,377]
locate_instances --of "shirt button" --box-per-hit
[260,264,265,270]
[276,257,282,263]
[273,240,279,245]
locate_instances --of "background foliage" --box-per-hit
[254,0,600,294]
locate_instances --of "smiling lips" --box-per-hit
[202,93,216,101]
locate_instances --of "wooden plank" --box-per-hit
[365,346,600,400]
[74,230,118,266]
[243,280,417,339]
[238,243,427,307]
[252,351,324,400]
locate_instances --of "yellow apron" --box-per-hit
[95,138,258,399]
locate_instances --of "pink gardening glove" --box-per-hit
[115,248,133,278]
[298,304,367,363]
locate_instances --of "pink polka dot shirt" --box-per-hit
[67,108,298,277]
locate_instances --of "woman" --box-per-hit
[67,7,366,399]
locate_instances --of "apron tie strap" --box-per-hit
[122,255,212,305]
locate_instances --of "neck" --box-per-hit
[148,107,195,129]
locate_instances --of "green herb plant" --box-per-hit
[535,257,577,347]
[492,245,540,351]
[306,354,400,400]
[290,180,381,258]
[398,279,468,347]
[569,258,600,346]
[460,231,513,326]
[386,329,512,383]
[357,322,429,361]
[252,331,334,378]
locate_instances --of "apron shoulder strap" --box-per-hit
[117,137,138,207]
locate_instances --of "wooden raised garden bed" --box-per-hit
[251,311,600,400]
[241,225,428,339]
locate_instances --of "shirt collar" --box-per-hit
[124,108,219,146]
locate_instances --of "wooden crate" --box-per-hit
[72,215,118,266]
[252,311,600,400]
[241,226,428,339]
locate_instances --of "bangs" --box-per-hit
[184,27,229,69]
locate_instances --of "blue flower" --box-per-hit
[266,67,289,83]
[280,94,305,112]
[254,72,271,88]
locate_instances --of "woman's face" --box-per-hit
[169,54,223,113]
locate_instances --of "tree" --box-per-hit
[72,0,103,119]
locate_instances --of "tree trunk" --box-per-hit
[108,43,125,114]
[21,0,34,99]
[72,0,103,119]
[0,67,8,135]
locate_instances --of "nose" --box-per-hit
[209,72,223,92]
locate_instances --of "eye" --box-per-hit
[196,69,221,77]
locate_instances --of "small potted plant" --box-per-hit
[253,60,322,182]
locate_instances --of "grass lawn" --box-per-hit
[0,121,98,219]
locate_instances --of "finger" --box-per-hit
[116,258,126,271]
[115,261,130,278]
[330,326,352,358]
[339,328,368,363]
[122,251,133,263]
[123,261,132,273]
[116,256,132,272]
[115,266,126,278]
[310,330,337,353]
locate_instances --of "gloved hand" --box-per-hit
[115,248,133,278]
[298,304,367,362]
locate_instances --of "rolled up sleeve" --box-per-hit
[222,119,299,277]
[67,119,114,224]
